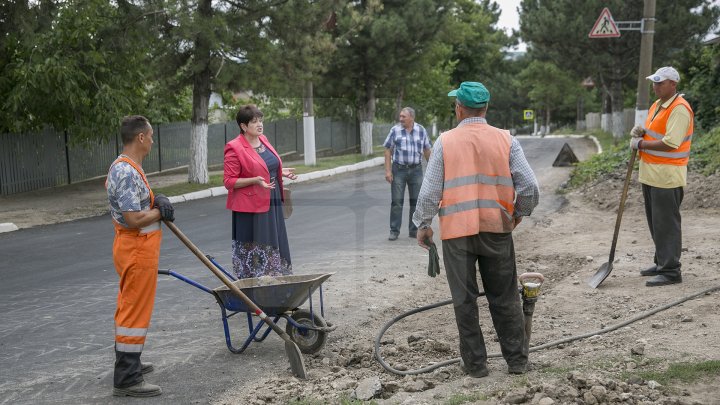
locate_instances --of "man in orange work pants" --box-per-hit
[106,115,175,397]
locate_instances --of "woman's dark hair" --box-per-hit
[235,105,264,133]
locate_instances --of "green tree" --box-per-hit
[259,0,338,165]
[0,0,187,141]
[147,0,284,183]
[321,0,451,155]
[518,60,579,131]
[680,41,720,129]
[519,0,719,139]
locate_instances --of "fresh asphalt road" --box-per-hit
[0,136,596,404]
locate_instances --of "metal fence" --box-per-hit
[0,117,359,196]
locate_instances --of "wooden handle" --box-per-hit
[163,220,289,338]
[607,150,637,263]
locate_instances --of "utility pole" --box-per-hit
[634,0,656,125]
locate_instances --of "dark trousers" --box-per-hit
[642,184,683,276]
[390,163,423,235]
[442,232,527,372]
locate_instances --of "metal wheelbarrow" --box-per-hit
[159,260,335,355]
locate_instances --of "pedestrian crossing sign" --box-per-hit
[523,110,534,121]
[589,8,621,38]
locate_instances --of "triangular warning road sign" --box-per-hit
[588,7,621,38]
[552,143,580,167]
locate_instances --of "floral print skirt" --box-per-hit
[231,188,292,279]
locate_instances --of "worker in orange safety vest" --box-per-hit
[629,66,693,287]
[412,82,539,378]
[106,115,175,397]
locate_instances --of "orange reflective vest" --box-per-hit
[439,123,515,240]
[641,95,694,166]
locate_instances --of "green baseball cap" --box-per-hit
[448,81,490,108]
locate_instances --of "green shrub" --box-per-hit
[689,126,720,175]
[567,142,630,188]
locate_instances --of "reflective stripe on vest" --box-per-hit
[440,199,514,220]
[439,123,515,240]
[640,95,694,166]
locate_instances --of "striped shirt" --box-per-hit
[412,117,540,228]
[383,123,432,165]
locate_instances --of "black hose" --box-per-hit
[374,285,720,376]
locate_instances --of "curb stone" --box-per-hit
[164,157,386,205]
[0,223,19,233]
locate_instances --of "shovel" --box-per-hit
[587,149,637,289]
[163,220,307,378]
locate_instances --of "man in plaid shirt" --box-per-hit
[383,107,432,241]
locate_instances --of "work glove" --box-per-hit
[154,193,175,222]
[629,137,642,151]
[630,125,645,138]
[426,239,441,277]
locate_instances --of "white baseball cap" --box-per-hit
[646,66,680,83]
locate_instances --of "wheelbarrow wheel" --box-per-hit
[285,309,327,354]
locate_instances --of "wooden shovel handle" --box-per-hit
[607,150,637,264]
[163,220,289,339]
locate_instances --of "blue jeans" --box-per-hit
[390,163,423,235]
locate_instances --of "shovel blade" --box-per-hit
[588,261,613,289]
[285,340,307,379]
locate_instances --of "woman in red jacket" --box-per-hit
[223,105,297,278]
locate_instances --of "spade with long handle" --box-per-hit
[588,149,637,289]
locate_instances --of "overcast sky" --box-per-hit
[495,0,522,32]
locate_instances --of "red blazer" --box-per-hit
[224,134,285,213]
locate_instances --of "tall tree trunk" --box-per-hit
[188,0,212,184]
[303,80,316,166]
[545,108,551,136]
[610,79,624,141]
[394,86,404,122]
[601,91,612,133]
[190,72,210,184]
[359,79,375,156]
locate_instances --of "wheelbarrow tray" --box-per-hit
[213,273,333,315]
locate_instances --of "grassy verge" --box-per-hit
[565,129,630,189]
[445,392,489,405]
[565,125,720,189]
[690,126,720,175]
[153,149,384,197]
[625,360,720,386]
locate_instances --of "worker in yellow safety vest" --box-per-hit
[413,81,539,378]
[629,66,693,287]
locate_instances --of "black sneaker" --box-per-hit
[508,364,527,374]
[409,231,417,238]
[388,232,399,241]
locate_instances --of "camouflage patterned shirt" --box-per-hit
[106,157,151,227]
